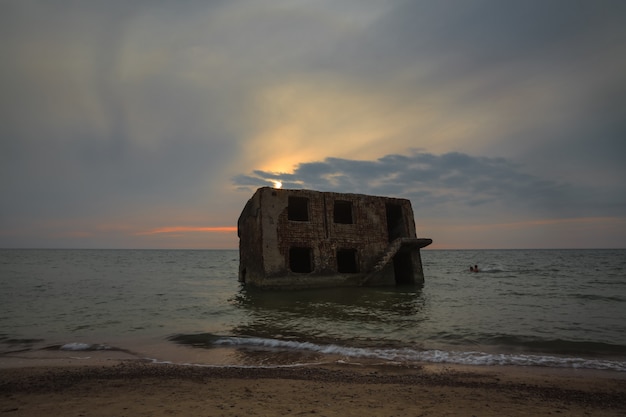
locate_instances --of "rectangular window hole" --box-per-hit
[288,197,309,221]
[289,247,312,273]
[333,200,353,224]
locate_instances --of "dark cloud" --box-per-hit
[233,150,623,220]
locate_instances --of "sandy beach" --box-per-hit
[2,358,625,417]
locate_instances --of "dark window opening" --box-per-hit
[393,252,414,285]
[337,249,358,273]
[386,203,406,242]
[289,247,312,273]
[333,200,353,224]
[288,197,309,221]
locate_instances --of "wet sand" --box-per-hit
[1,358,625,417]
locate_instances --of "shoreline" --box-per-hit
[2,358,625,416]
[4,332,626,373]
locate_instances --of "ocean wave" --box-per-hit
[59,342,113,351]
[471,334,626,356]
[573,294,626,302]
[191,335,626,372]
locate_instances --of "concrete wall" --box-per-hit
[237,190,264,284]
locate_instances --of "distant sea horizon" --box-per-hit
[2,246,624,250]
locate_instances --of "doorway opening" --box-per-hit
[337,249,358,273]
[393,252,414,285]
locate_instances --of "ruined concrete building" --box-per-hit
[237,187,432,289]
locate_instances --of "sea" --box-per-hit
[1,249,625,372]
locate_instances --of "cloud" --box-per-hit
[233,148,626,248]
[233,150,622,220]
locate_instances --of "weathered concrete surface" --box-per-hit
[237,187,431,289]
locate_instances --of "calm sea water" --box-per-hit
[1,249,625,371]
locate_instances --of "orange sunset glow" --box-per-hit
[136,226,238,236]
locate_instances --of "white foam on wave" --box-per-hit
[212,336,626,372]
[60,342,111,351]
[60,342,92,351]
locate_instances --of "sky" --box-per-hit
[1,0,625,249]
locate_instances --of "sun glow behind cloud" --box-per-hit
[244,81,433,173]
[241,75,534,177]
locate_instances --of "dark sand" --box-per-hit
[2,358,626,416]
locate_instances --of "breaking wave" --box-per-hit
[169,334,626,372]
